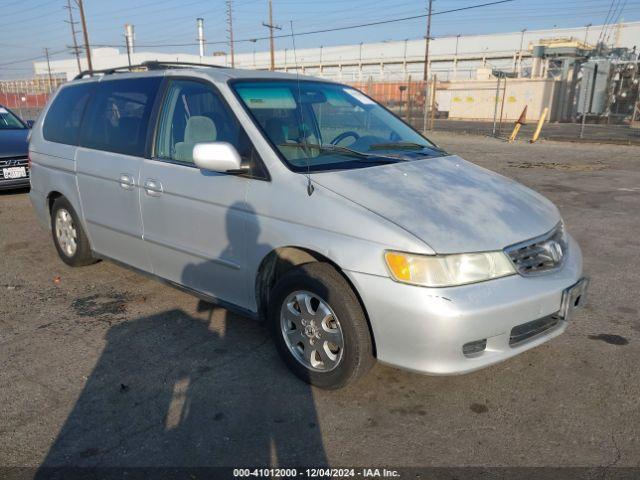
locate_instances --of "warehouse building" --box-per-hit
[25,21,640,123]
[33,21,640,81]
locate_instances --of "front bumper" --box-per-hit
[0,176,30,191]
[346,235,584,375]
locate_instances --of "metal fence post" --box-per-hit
[579,70,591,140]
[492,75,501,136]
[422,80,429,133]
[429,74,437,130]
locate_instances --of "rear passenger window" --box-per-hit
[80,77,161,157]
[43,83,95,145]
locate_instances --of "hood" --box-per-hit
[0,129,29,158]
[313,155,560,254]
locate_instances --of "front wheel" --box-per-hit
[268,263,375,389]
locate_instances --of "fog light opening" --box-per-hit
[463,339,487,357]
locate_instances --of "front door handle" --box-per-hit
[144,178,163,197]
[119,173,135,190]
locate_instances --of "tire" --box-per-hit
[50,196,97,267]
[268,262,375,389]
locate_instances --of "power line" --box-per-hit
[0,0,59,18]
[0,48,69,68]
[0,4,66,28]
[604,0,628,45]
[91,0,518,49]
[597,0,619,44]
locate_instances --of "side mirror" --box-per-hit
[193,142,245,173]
[26,120,34,129]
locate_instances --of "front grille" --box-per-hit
[0,156,29,180]
[509,314,560,346]
[504,223,567,276]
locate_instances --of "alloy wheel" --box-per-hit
[280,290,345,372]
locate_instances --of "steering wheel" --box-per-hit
[330,131,360,146]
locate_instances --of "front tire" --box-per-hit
[268,263,375,389]
[51,197,97,267]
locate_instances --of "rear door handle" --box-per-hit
[144,178,163,197]
[119,173,135,190]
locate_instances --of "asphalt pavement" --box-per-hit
[1,133,639,473]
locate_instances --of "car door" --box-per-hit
[76,76,162,272]
[140,78,267,309]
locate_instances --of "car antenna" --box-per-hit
[290,20,314,196]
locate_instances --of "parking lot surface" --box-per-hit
[1,133,639,470]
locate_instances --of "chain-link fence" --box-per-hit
[2,75,638,145]
[348,78,640,146]
[0,76,65,122]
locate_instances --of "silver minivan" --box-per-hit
[29,63,588,389]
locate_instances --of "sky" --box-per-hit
[1,0,639,79]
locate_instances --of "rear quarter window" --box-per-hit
[43,83,95,145]
[79,77,162,157]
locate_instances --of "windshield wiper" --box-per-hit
[370,141,448,156]
[369,141,429,150]
[278,142,403,162]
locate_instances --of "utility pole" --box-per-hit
[422,0,433,81]
[44,48,53,93]
[64,0,82,74]
[76,0,92,74]
[263,0,281,71]
[422,0,433,132]
[226,0,235,67]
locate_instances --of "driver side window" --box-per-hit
[155,79,266,177]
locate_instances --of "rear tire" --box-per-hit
[268,262,375,389]
[50,196,97,267]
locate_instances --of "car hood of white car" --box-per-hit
[312,155,561,254]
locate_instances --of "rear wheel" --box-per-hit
[51,197,97,267]
[268,262,374,389]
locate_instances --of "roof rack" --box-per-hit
[73,60,227,80]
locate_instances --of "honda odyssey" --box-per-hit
[29,62,588,389]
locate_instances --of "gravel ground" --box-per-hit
[1,133,639,472]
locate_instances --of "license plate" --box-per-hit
[2,167,26,179]
[560,277,589,321]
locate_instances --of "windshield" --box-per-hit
[0,106,26,130]
[232,80,445,172]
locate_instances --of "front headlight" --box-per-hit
[384,250,516,287]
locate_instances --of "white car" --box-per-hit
[29,62,588,389]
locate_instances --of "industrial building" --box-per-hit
[23,20,640,124]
